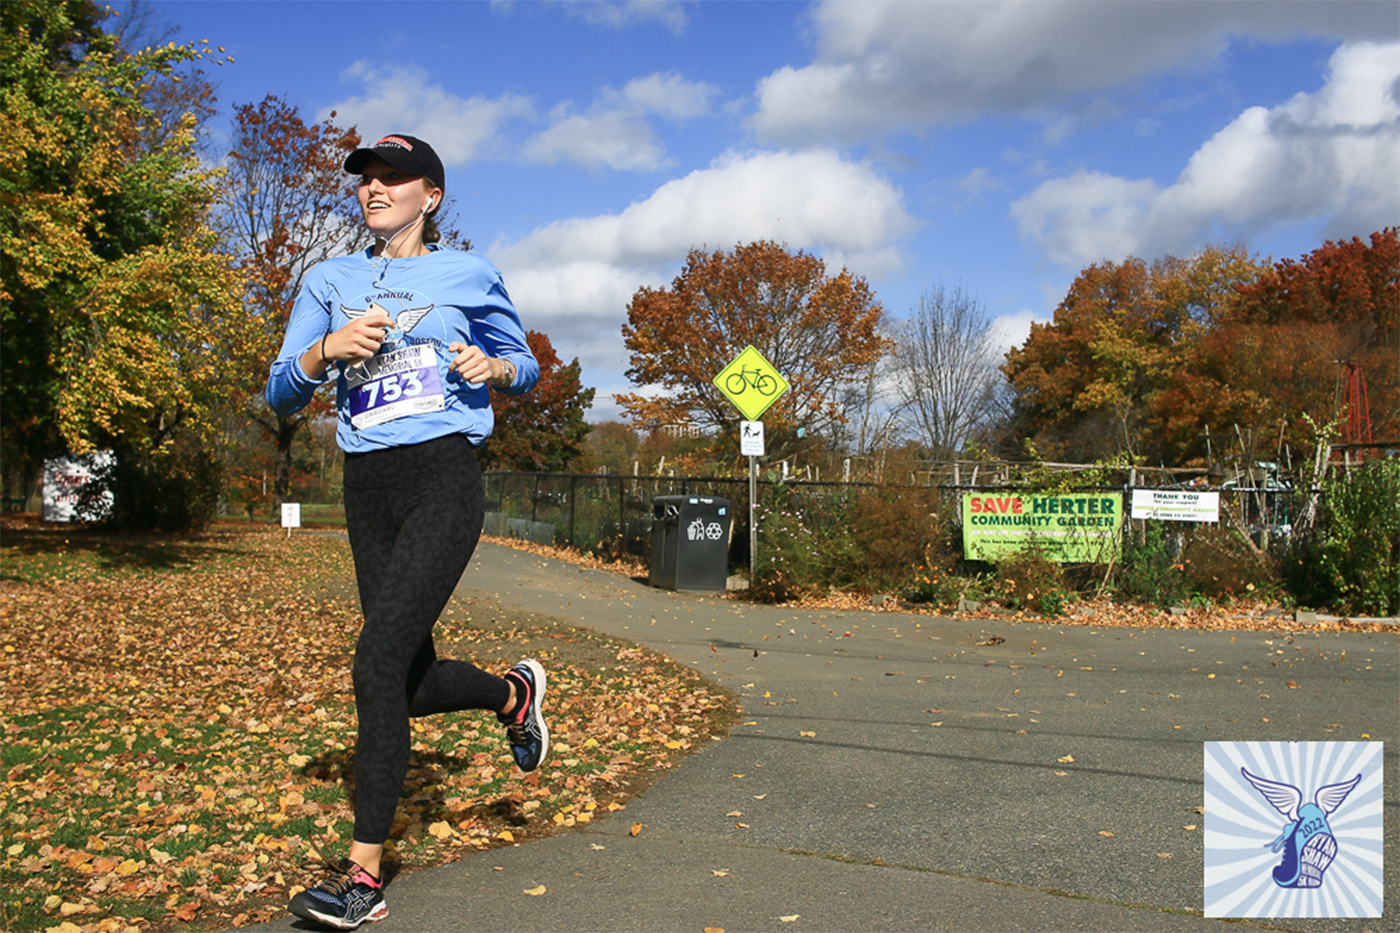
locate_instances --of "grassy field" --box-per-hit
[0,517,736,932]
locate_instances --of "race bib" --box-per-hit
[346,344,445,429]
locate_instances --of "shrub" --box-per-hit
[1179,523,1275,599]
[994,548,1069,615]
[748,566,805,604]
[850,484,950,584]
[901,566,963,607]
[1284,459,1400,615]
[75,441,223,532]
[754,484,856,590]
[1117,523,1187,607]
[755,479,950,595]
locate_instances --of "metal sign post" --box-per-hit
[715,350,786,585]
[749,454,757,583]
[739,421,766,583]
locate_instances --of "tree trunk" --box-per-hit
[273,414,301,506]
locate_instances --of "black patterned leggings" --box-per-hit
[341,433,510,845]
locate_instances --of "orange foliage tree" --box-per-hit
[616,241,889,466]
[216,96,362,504]
[1006,233,1397,466]
[1157,228,1398,459]
[477,330,594,472]
[1003,245,1264,463]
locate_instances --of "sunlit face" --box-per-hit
[356,156,441,239]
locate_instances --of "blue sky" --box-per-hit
[148,0,1400,423]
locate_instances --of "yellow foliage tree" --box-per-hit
[1,0,243,520]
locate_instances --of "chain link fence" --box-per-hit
[482,472,757,562]
[482,470,1311,566]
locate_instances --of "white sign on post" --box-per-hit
[281,502,301,536]
[740,420,765,457]
[1130,489,1220,523]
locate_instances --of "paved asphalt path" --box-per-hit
[251,541,1398,933]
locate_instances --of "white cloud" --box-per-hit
[751,0,1398,144]
[523,108,668,171]
[324,64,533,165]
[523,73,717,171]
[491,149,915,387]
[498,149,913,269]
[957,167,1003,198]
[543,0,690,36]
[1011,41,1400,268]
[987,310,1042,353]
[1011,172,1160,267]
[615,72,717,119]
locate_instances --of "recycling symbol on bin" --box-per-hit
[687,519,725,542]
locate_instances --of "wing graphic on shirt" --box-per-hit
[340,300,435,335]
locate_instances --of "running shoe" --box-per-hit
[499,658,549,772]
[288,859,386,930]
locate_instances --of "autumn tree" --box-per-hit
[894,283,1005,458]
[582,421,641,474]
[1143,230,1397,462]
[617,241,889,465]
[477,330,595,472]
[0,0,242,521]
[1003,245,1264,463]
[214,96,362,505]
[106,1,219,157]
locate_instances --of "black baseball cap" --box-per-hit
[344,134,444,191]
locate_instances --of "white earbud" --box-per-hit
[421,199,435,214]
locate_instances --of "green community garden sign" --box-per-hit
[962,492,1124,563]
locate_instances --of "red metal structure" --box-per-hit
[1341,362,1372,459]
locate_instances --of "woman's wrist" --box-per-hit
[496,358,516,387]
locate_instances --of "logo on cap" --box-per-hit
[376,136,413,151]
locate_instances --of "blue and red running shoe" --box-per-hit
[288,859,386,930]
[499,659,549,772]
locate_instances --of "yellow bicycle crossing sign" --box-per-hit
[714,345,788,421]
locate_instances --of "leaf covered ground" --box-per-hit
[0,517,737,933]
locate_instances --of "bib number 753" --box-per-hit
[359,370,424,408]
[346,344,446,429]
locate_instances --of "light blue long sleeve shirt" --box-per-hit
[265,246,538,453]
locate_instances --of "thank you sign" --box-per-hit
[1131,489,1220,523]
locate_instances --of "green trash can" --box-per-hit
[649,496,731,592]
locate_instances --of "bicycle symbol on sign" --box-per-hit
[724,365,778,397]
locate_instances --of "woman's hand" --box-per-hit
[327,311,394,364]
[447,342,509,386]
[300,312,393,379]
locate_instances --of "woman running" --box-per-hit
[266,133,548,930]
